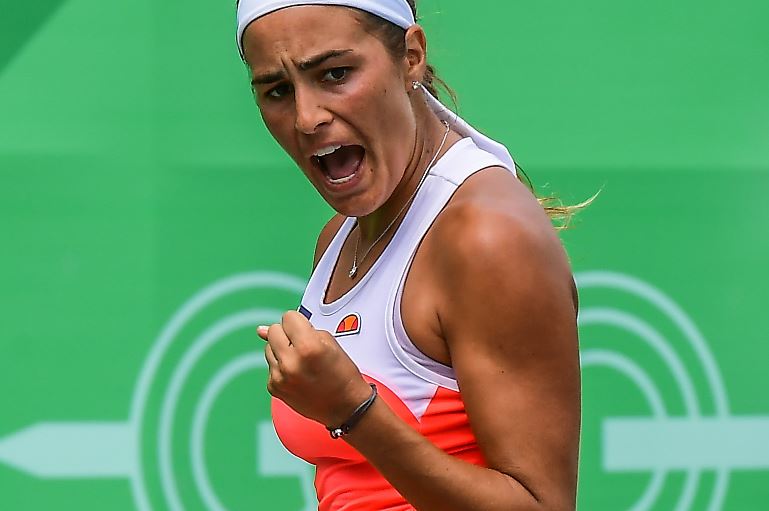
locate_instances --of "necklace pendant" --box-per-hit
[349,264,358,279]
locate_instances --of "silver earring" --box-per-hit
[411,81,421,90]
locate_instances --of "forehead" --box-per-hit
[242,5,374,68]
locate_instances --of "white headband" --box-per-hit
[237,0,415,58]
[236,0,516,174]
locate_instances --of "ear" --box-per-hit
[403,25,428,89]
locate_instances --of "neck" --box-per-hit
[356,113,449,244]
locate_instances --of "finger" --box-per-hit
[266,322,293,359]
[256,325,269,340]
[264,345,285,396]
[266,378,280,397]
[281,310,314,346]
[264,343,280,368]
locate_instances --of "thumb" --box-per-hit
[256,325,269,340]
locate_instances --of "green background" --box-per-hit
[1,0,767,509]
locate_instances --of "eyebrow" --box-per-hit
[250,49,354,86]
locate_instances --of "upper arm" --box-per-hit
[433,198,581,509]
[312,214,346,270]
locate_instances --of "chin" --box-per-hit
[320,189,382,218]
[325,198,377,218]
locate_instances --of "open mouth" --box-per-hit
[311,145,365,185]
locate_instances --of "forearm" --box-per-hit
[342,397,551,511]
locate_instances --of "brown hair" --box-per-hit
[354,1,594,227]
[352,1,453,103]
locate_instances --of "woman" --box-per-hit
[238,1,581,509]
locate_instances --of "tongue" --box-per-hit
[322,145,364,180]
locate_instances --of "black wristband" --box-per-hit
[326,383,378,439]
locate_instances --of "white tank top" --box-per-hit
[273,137,513,511]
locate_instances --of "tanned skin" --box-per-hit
[243,6,580,510]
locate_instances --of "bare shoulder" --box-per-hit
[429,166,574,302]
[313,214,347,270]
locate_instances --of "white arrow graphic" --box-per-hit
[604,417,769,471]
[0,422,134,478]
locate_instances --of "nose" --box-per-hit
[294,87,332,135]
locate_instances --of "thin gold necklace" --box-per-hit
[349,120,451,279]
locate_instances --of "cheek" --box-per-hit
[363,82,418,173]
[342,74,415,147]
[259,106,284,136]
[349,76,406,124]
[260,107,297,151]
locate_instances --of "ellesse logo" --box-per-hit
[335,313,361,337]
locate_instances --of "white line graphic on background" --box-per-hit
[0,271,767,510]
[577,271,769,511]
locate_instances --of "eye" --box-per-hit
[322,67,350,82]
[266,83,292,99]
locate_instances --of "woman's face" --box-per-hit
[242,6,420,217]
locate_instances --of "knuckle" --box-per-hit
[268,381,284,398]
[318,329,334,343]
[270,369,283,385]
[296,343,320,360]
[278,371,295,387]
[278,360,299,381]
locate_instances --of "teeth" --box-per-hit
[329,173,357,185]
[314,145,342,157]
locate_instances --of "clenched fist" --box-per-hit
[257,310,373,428]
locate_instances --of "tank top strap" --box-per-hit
[380,137,513,387]
[384,137,512,261]
[429,137,515,185]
